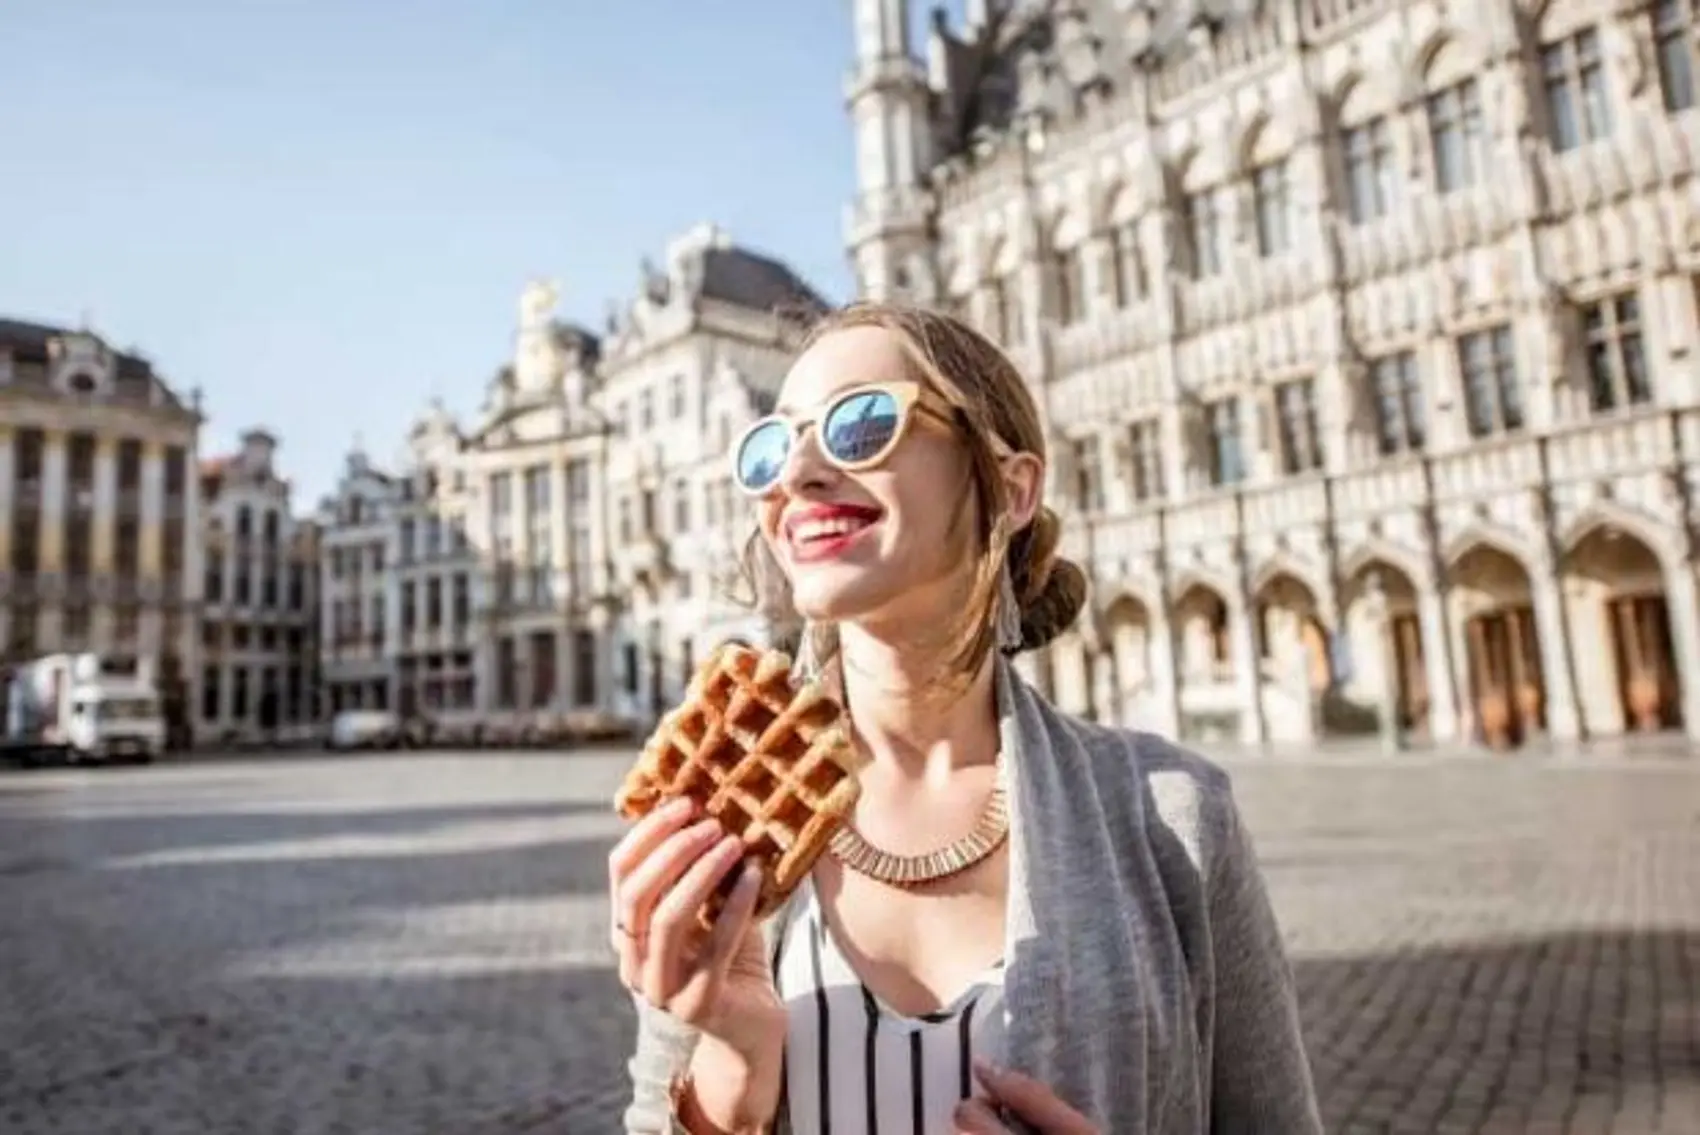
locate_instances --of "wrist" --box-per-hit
[684,1027,784,1133]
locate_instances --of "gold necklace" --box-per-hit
[828,754,1009,888]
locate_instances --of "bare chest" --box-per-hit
[811,848,1009,1018]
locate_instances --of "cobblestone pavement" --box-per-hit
[0,746,1696,1134]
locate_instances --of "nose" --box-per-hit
[776,423,837,497]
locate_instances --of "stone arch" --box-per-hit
[1335,72,1387,129]
[1047,204,1088,252]
[1252,565,1333,693]
[1174,141,1220,194]
[1100,590,1158,729]
[1250,552,1332,619]
[1236,112,1290,175]
[1560,517,1685,735]
[1339,536,1433,594]
[1171,575,1237,680]
[1561,501,1680,573]
[1450,535,1547,748]
[1416,30,1481,91]
[1339,555,1432,735]
[1443,522,1542,578]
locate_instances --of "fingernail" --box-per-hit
[739,862,762,888]
[972,1056,1002,1081]
[661,797,693,817]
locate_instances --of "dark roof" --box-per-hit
[699,246,829,318]
[0,316,185,409]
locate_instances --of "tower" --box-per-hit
[844,0,936,303]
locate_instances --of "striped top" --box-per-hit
[770,882,1007,1134]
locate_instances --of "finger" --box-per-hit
[693,860,764,983]
[615,818,723,937]
[607,797,696,887]
[952,1098,1011,1134]
[643,835,745,997]
[973,1061,1096,1134]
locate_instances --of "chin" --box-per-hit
[786,567,896,624]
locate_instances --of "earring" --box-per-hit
[996,560,1023,653]
[793,622,822,685]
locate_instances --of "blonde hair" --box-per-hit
[738,301,1089,680]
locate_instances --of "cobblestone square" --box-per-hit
[0,747,1696,1134]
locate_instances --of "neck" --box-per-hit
[833,621,1001,784]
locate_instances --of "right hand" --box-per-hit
[607,797,786,1062]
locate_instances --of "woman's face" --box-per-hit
[756,326,975,630]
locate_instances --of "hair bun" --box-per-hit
[1011,507,1088,653]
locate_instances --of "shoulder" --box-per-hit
[1047,710,1245,875]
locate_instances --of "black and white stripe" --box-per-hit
[772,884,1007,1134]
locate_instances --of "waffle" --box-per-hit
[615,642,862,927]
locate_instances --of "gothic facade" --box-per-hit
[844,0,1700,746]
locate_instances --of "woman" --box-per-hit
[607,303,1322,1134]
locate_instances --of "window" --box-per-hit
[669,374,687,419]
[67,433,97,494]
[1274,380,1324,475]
[524,465,549,520]
[164,445,187,496]
[639,388,655,431]
[1583,293,1651,413]
[1370,352,1426,455]
[1656,0,1696,112]
[1427,79,1485,193]
[115,517,141,578]
[1543,29,1610,151]
[426,577,443,626]
[672,478,691,533]
[401,581,417,632]
[490,472,513,519]
[1052,244,1088,325]
[1110,222,1145,307]
[202,668,221,722]
[1071,437,1104,513]
[985,273,1021,344]
[399,518,415,563]
[1343,118,1397,224]
[65,514,93,577]
[1206,398,1245,487]
[1252,161,1291,257]
[116,439,143,500]
[1457,325,1525,438]
[1185,188,1227,278]
[1123,419,1164,504]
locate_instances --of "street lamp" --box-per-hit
[1363,570,1403,754]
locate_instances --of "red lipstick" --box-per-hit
[784,503,883,564]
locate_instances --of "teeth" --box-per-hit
[794,517,871,542]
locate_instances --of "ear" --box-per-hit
[1000,452,1045,530]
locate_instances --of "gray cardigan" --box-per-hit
[622,657,1323,1134]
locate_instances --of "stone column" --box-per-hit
[1416,587,1460,742]
[139,442,165,577]
[1233,599,1265,746]
[1663,561,1700,742]
[0,425,14,571]
[91,437,117,574]
[39,430,67,573]
[1528,562,1581,741]
[556,626,576,711]
[1149,612,1181,739]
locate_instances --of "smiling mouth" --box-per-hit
[791,515,877,545]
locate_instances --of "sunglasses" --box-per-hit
[731,381,958,496]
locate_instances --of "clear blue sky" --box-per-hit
[1,1,955,505]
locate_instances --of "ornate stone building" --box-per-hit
[0,318,203,745]
[314,224,823,729]
[844,0,1700,746]
[198,429,320,743]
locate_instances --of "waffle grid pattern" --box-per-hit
[616,644,861,925]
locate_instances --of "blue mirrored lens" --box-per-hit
[736,420,791,491]
[822,390,900,464]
